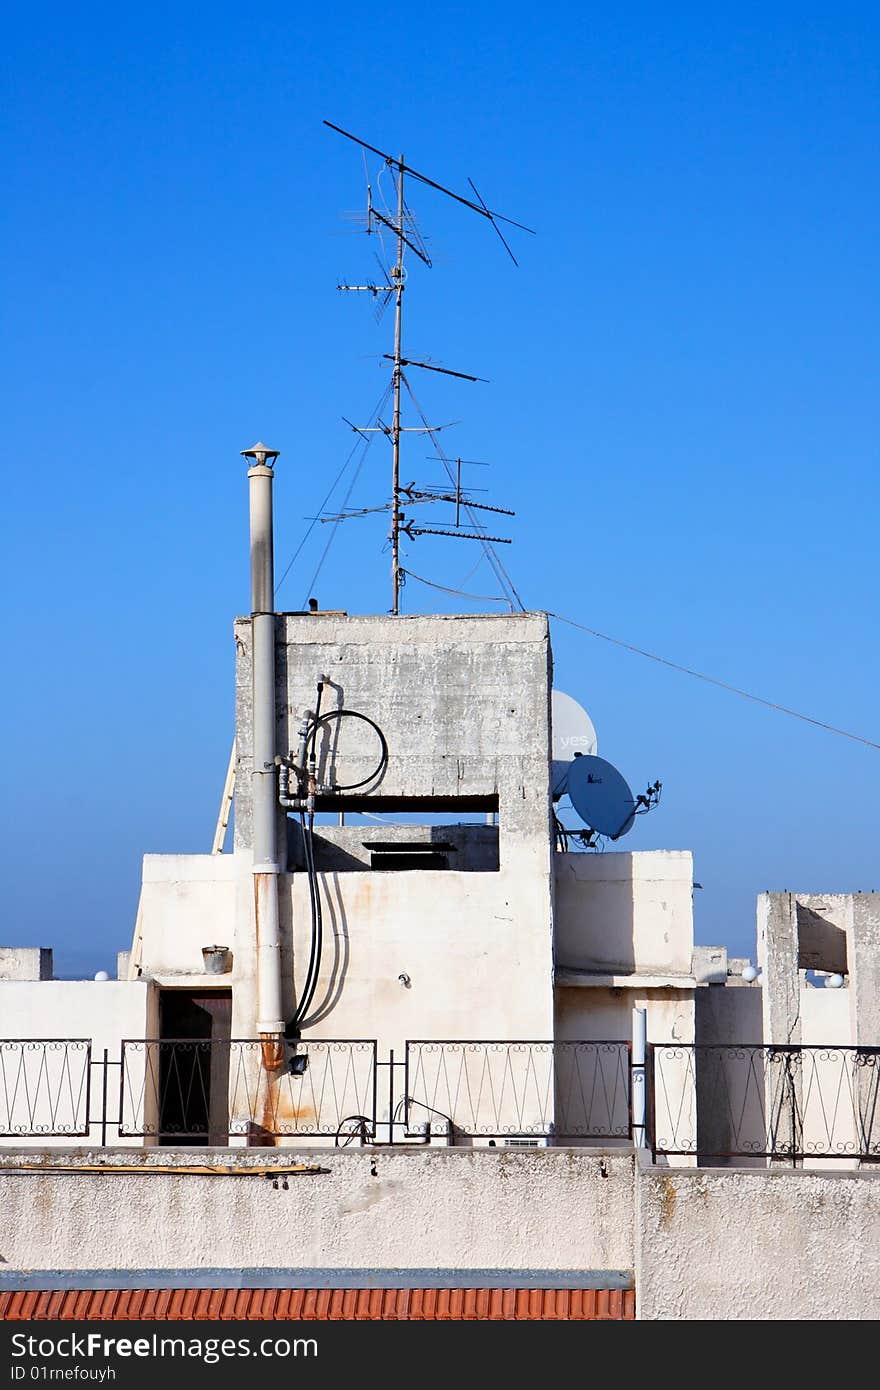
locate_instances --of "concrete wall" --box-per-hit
[695,982,763,1046]
[0,981,153,1148]
[554,851,694,976]
[0,1146,634,1276]
[234,611,555,869]
[132,853,241,979]
[0,948,52,981]
[758,891,880,1048]
[636,1155,880,1319]
[8,1142,880,1321]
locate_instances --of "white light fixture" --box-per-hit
[94,970,110,982]
[742,965,758,983]
[826,973,845,989]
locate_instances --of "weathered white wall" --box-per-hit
[0,981,151,1051]
[554,852,694,976]
[555,985,694,1047]
[0,982,152,1148]
[801,984,851,1043]
[757,891,880,1047]
[132,854,554,1048]
[133,854,241,978]
[636,1156,880,1319]
[0,948,52,981]
[0,1147,634,1275]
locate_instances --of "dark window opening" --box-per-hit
[369,843,452,870]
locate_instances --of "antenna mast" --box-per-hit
[326,120,533,614]
[390,155,404,614]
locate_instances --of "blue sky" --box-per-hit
[2,3,878,975]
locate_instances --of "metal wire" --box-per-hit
[402,567,512,606]
[547,611,880,753]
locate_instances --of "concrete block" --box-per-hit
[0,947,52,982]
[692,946,727,985]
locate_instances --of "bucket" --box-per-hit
[202,945,231,975]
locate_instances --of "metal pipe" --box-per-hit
[631,1006,647,1149]
[390,156,405,615]
[241,442,284,1038]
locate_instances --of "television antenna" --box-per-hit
[324,119,534,614]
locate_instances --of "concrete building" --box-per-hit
[2,449,880,1319]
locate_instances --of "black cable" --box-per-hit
[398,1095,456,1137]
[305,709,389,792]
[334,1115,372,1147]
[286,817,312,1038]
[288,694,389,1036]
[292,811,323,1031]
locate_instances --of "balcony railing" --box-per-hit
[0,1040,91,1137]
[404,1040,631,1139]
[650,1044,880,1162]
[119,1039,377,1142]
[4,1036,878,1163]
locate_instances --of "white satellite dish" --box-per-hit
[551,689,598,798]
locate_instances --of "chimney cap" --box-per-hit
[241,441,280,465]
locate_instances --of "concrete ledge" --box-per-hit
[556,970,697,989]
[0,1267,634,1292]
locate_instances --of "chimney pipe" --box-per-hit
[241,442,284,1038]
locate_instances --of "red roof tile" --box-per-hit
[0,1286,634,1321]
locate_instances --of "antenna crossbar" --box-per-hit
[324,120,535,234]
[384,354,487,383]
[404,524,512,544]
[403,487,515,517]
[368,206,432,266]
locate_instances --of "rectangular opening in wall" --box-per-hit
[796,903,848,974]
[368,842,453,870]
[287,798,500,873]
[157,990,232,1146]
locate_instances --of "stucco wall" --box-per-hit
[0,1146,634,1276]
[0,981,153,1148]
[636,1156,880,1319]
[0,948,52,981]
[554,851,694,975]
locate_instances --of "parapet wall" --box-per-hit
[636,1154,880,1319]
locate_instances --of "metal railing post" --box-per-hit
[631,1008,647,1149]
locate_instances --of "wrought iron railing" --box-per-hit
[404,1040,631,1139]
[650,1044,880,1162]
[119,1038,377,1141]
[0,1039,91,1137]
[9,1035,878,1162]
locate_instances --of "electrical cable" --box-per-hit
[290,810,323,1032]
[401,375,526,611]
[547,611,880,753]
[395,1095,456,1137]
[334,1115,373,1147]
[274,378,393,603]
[299,381,394,609]
[287,812,319,1037]
[401,567,512,605]
[306,709,389,792]
[288,697,389,1036]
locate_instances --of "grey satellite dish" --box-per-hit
[551,689,598,798]
[567,755,636,840]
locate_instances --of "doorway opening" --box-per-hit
[157,990,232,1146]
